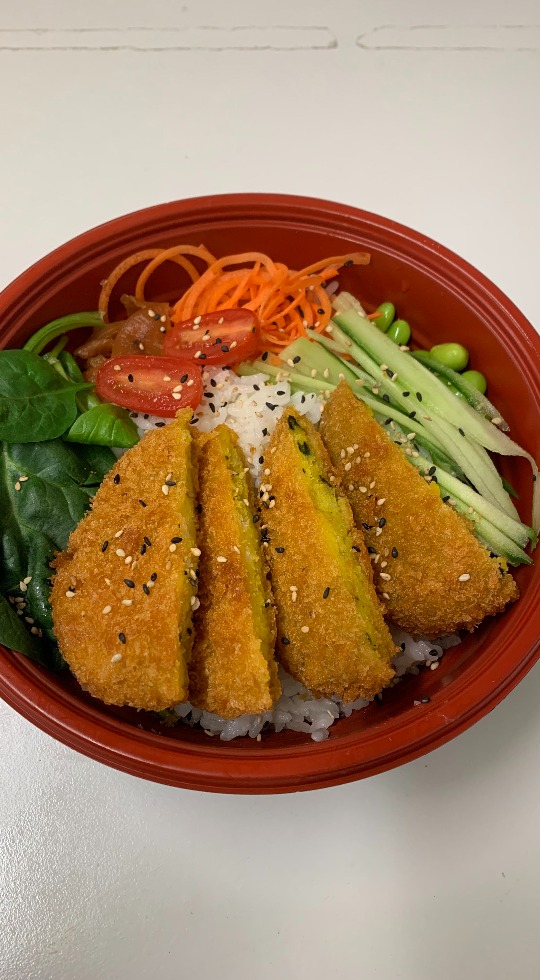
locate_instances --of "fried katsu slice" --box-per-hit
[50,410,198,711]
[189,425,279,718]
[320,382,519,637]
[264,409,395,702]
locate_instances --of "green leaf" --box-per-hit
[0,592,50,664]
[64,403,139,449]
[23,312,103,356]
[0,438,115,663]
[0,350,92,443]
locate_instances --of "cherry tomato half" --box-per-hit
[96,356,203,418]
[164,309,261,365]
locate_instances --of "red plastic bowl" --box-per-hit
[1,193,540,794]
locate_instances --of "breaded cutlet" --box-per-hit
[319,382,519,637]
[189,425,279,718]
[50,410,198,710]
[263,408,396,703]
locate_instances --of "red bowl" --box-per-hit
[1,193,540,793]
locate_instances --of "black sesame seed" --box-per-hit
[428,466,436,476]
[124,579,135,588]
[533,475,537,483]
[144,536,152,547]
[352,545,361,552]
[382,393,390,403]
[203,392,214,398]
[409,411,417,419]
[442,495,450,503]
[153,313,161,321]
[379,517,386,528]
[197,504,203,514]
[264,599,271,608]
[180,373,188,383]
[362,522,373,531]
[253,514,260,523]
[199,353,207,360]
[275,547,285,553]
[254,384,260,391]
[386,368,394,378]
[101,540,109,553]
[118,632,126,644]
[221,345,230,353]
[391,546,399,558]
[165,480,177,487]
[281,636,290,645]
[402,391,410,397]
[155,422,166,427]
[187,627,192,636]
[343,259,354,267]
[458,428,465,436]
[276,390,286,396]
[189,417,199,425]
[400,642,406,650]
[416,392,422,401]
[262,427,268,437]
[301,395,306,404]
[323,586,330,599]
[258,456,264,464]
[287,415,299,429]
[421,696,431,704]
[143,413,149,420]
[261,351,269,361]
[209,403,216,413]
[150,572,158,581]
[113,474,120,485]
[265,402,277,411]
[385,418,392,425]
[142,583,150,595]
[317,308,325,314]
[367,546,377,554]
[127,374,134,383]
[140,544,147,555]
[293,355,301,364]
[210,378,217,388]
[130,412,138,418]
[139,499,147,508]
[171,536,182,543]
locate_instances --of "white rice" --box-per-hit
[130,369,461,742]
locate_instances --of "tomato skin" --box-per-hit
[164,309,261,365]
[96,356,203,417]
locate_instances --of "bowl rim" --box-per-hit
[1,191,540,794]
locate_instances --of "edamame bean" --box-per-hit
[461,369,487,395]
[372,302,395,333]
[430,342,469,372]
[387,319,411,346]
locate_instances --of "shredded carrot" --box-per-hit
[98,245,370,352]
[367,310,382,321]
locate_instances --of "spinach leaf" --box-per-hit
[0,350,92,443]
[23,312,103,355]
[0,438,114,666]
[0,592,50,664]
[64,403,139,449]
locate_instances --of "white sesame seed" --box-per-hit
[216,556,227,563]
[169,543,177,553]
[300,625,310,633]
[23,576,32,585]
[191,547,201,557]
[122,599,133,606]
[458,573,471,582]
[165,560,171,570]
[160,314,167,323]
[369,481,376,489]
[218,316,224,325]
[377,498,386,506]
[124,556,133,565]
[291,592,297,602]
[65,590,75,598]
[491,416,502,425]
[187,379,194,387]
[19,581,27,592]
[364,452,370,458]
[14,482,21,491]
[114,529,124,538]
[138,342,145,350]
[113,364,121,371]
[375,527,383,536]
[269,499,276,508]
[382,592,390,600]
[379,572,391,581]
[30,627,41,636]
[348,484,354,491]
[344,462,352,472]
[19,475,28,482]
[193,315,202,325]
[102,605,112,614]
[190,596,200,610]
[173,385,183,393]
[115,548,125,558]
[161,485,169,496]
[430,661,440,670]
[232,545,240,554]
[111,653,123,664]
[172,393,182,400]
[372,387,379,395]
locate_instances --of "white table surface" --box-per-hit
[2,2,540,977]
